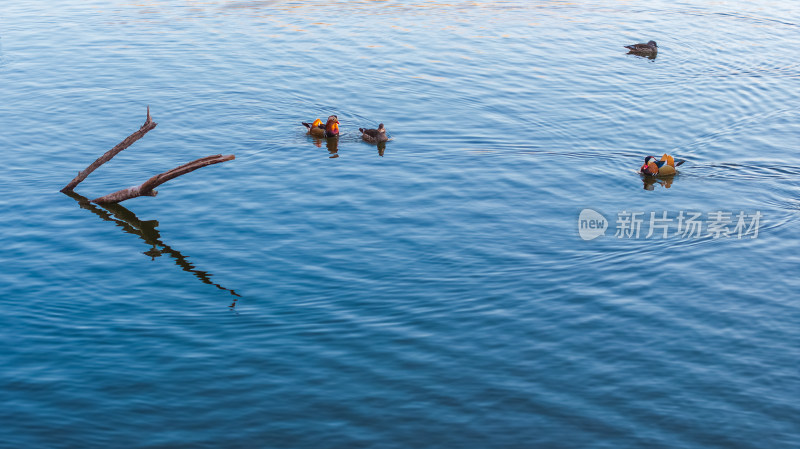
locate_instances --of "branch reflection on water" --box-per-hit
[64,191,241,308]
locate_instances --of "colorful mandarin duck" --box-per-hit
[640,154,685,176]
[625,40,657,56]
[358,123,388,143]
[302,115,339,138]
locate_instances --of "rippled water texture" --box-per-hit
[1,1,798,448]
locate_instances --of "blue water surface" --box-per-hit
[1,1,798,448]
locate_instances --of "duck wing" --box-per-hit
[625,43,654,51]
[302,121,326,130]
[360,128,381,139]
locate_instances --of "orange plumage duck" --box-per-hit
[302,115,339,138]
[640,154,685,176]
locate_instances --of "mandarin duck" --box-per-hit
[625,40,657,57]
[302,115,339,138]
[358,123,388,143]
[640,154,685,176]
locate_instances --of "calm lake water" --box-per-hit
[1,1,799,447]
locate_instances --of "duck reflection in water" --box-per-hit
[642,175,675,190]
[325,136,339,158]
[310,136,339,158]
[308,134,387,157]
[64,191,241,308]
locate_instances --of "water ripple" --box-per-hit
[2,1,799,448]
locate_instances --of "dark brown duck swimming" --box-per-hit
[358,123,388,143]
[625,40,657,56]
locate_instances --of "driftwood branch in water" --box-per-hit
[91,154,235,204]
[61,106,157,193]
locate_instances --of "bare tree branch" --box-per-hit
[91,154,235,204]
[61,106,157,193]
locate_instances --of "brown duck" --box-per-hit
[358,123,388,143]
[625,40,657,56]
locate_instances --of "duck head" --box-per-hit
[647,40,657,48]
[640,156,659,175]
[377,123,386,134]
[325,115,339,136]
